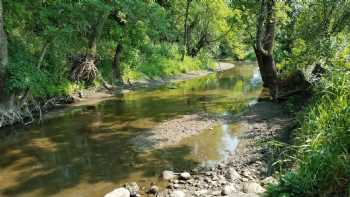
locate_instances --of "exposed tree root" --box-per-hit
[69,54,98,82]
[0,94,74,128]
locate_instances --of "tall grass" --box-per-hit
[267,69,350,197]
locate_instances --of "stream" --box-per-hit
[0,62,262,197]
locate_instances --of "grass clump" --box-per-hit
[267,68,350,197]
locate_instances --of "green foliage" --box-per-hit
[267,69,350,197]
[2,0,233,98]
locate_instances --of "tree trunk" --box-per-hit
[254,48,277,88]
[181,0,192,61]
[112,43,123,84]
[255,0,278,98]
[0,0,8,100]
[88,13,108,58]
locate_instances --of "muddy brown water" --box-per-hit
[0,62,262,197]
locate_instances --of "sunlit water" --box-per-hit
[0,62,261,197]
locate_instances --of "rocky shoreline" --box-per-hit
[104,102,294,197]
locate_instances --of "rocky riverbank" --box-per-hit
[104,101,294,197]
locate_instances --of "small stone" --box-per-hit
[173,183,180,189]
[170,190,185,197]
[217,163,225,169]
[210,190,222,196]
[221,185,236,195]
[104,188,130,197]
[163,170,177,180]
[195,189,208,196]
[243,182,266,194]
[225,168,241,181]
[261,176,278,186]
[172,179,179,184]
[242,170,254,180]
[180,172,191,180]
[242,170,251,177]
[147,185,159,194]
[124,182,139,197]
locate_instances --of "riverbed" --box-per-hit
[0,62,262,197]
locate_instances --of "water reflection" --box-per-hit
[0,62,261,197]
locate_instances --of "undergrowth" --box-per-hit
[267,68,350,197]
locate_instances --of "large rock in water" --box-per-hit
[243,182,266,194]
[104,188,130,197]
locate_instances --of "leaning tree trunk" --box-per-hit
[255,0,278,99]
[112,43,123,84]
[0,0,8,100]
[254,48,277,89]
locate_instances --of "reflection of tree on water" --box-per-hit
[0,63,262,197]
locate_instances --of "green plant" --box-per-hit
[267,69,350,197]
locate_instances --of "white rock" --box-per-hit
[227,192,259,197]
[221,185,236,195]
[163,170,177,180]
[261,176,278,186]
[173,183,180,189]
[180,172,191,180]
[226,168,241,181]
[104,188,130,197]
[243,182,266,194]
[194,189,208,196]
[124,182,139,197]
[170,190,185,197]
[242,170,254,180]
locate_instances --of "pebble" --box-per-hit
[170,190,185,197]
[261,176,278,186]
[243,182,266,194]
[180,172,191,180]
[104,188,130,197]
[221,185,236,195]
[163,170,177,180]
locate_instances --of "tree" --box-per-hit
[254,0,278,96]
[181,0,192,61]
[0,0,7,100]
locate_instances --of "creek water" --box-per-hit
[0,62,262,197]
